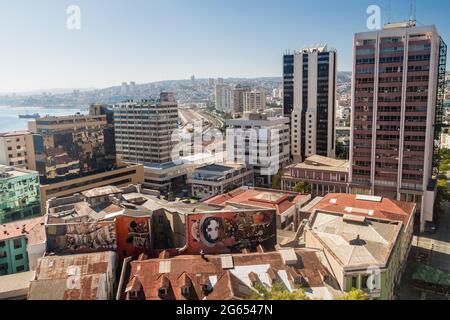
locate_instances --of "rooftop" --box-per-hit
[0,216,45,244]
[0,165,37,179]
[287,155,349,173]
[309,210,402,270]
[28,251,116,300]
[0,271,35,300]
[204,187,310,216]
[308,193,416,226]
[122,248,340,300]
[81,186,122,198]
[0,130,31,138]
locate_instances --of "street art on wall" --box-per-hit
[46,221,116,254]
[115,215,152,262]
[183,210,276,254]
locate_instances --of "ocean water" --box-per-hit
[0,106,86,132]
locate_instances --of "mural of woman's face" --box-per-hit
[206,219,220,241]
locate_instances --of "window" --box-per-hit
[15,254,24,261]
[0,252,7,259]
[0,264,8,271]
[351,276,358,289]
[361,275,370,289]
[13,239,22,249]
[0,241,5,248]
[16,265,25,272]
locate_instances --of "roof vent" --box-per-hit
[330,198,337,204]
[159,260,171,274]
[355,195,383,202]
[221,255,234,270]
[349,235,367,246]
[343,214,366,224]
[280,249,298,266]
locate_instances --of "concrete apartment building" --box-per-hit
[290,45,337,162]
[187,163,254,200]
[226,112,290,186]
[0,131,35,169]
[282,155,349,196]
[304,194,415,300]
[349,22,447,232]
[0,165,41,224]
[215,84,232,113]
[231,84,251,117]
[28,108,144,211]
[243,89,267,113]
[114,92,185,194]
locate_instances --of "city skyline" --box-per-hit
[1,0,450,93]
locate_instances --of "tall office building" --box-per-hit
[291,45,337,162]
[215,84,232,113]
[283,53,295,117]
[114,92,178,165]
[243,89,266,113]
[349,22,447,232]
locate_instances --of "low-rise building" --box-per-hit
[304,194,416,300]
[282,155,349,196]
[0,216,46,276]
[0,165,41,224]
[204,187,311,230]
[28,251,118,300]
[119,247,342,300]
[187,163,254,200]
[0,131,35,169]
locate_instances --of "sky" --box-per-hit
[1,0,450,93]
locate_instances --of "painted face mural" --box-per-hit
[187,211,277,254]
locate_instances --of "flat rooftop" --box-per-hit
[288,155,349,173]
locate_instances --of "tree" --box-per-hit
[293,181,312,194]
[249,282,310,300]
[339,289,369,300]
[271,170,283,190]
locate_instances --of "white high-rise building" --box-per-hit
[291,45,337,163]
[215,84,232,113]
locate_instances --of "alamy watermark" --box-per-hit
[67,5,81,30]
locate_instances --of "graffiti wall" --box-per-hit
[183,210,277,255]
[115,215,152,262]
[46,221,116,254]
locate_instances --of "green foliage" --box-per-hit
[293,181,312,194]
[339,289,369,300]
[249,282,310,300]
[271,170,283,190]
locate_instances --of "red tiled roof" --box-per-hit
[123,249,333,300]
[309,194,416,226]
[205,188,309,216]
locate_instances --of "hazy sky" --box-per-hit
[1,0,449,92]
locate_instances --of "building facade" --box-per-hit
[283,53,295,117]
[231,84,252,117]
[349,22,447,232]
[0,217,46,276]
[282,155,349,196]
[243,89,266,113]
[187,163,254,200]
[226,113,290,186]
[291,45,337,162]
[0,165,41,224]
[215,84,232,113]
[0,131,35,169]
[29,107,117,184]
[114,92,179,165]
